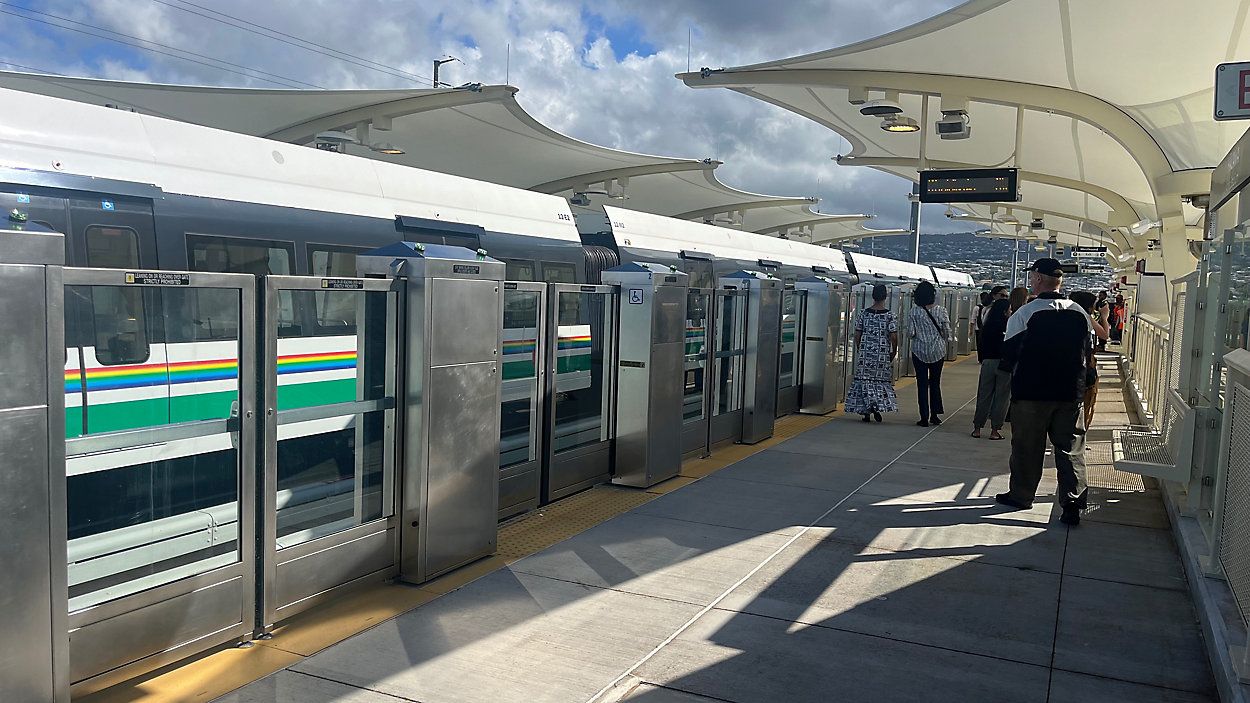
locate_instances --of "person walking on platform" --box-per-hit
[1095,291,1111,352]
[1009,286,1029,315]
[973,290,990,345]
[972,291,1012,440]
[1110,294,1127,344]
[995,258,1094,526]
[909,281,951,427]
[1071,291,1110,431]
[845,284,899,423]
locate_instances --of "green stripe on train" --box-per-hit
[556,355,592,374]
[71,390,239,436]
[66,379,359,438]
[504,359,535,380]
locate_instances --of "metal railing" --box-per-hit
[1121,225,1250,677]
[1128,313,1171,429]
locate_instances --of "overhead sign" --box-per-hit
[1216,61,1250,121]
[1071,246,1107,259]
[918,168,1019,204]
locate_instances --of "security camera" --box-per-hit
[935,112,970,140]
[860,99,903,117]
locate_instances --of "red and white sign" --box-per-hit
[1215,62,1250,121]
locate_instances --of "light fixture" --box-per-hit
[860,98,903,117]
[1129,218,1161,236]
[881,115,920,133]
[369,143,404,155]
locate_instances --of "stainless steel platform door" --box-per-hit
[893,284,915,378]
[602,263,688,488]
[62,268,255,696]
[956,291,974,356]
[839,288,857,405]
[544,284,617,502]
[940,289,959,361]
[499,281,546,519]
[0,223,68,703]
[357,242,504,584]
[796,277,842,415]
[709,287,747,446]
[681,287,714,456]
[258,276,401,634]
[775,286,804,417]
[721,271,781,444]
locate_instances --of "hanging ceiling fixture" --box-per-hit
[881,115,920,133]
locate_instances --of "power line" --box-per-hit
[170,0,435,84]
[0,59,67,76]
[0,3,320,89]
[151,0,437,86]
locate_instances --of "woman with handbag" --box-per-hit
[908,281,951,427]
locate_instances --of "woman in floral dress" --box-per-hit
[845,284,899,422]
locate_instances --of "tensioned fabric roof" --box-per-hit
[0,71,877,242]
[680,0,1250,269]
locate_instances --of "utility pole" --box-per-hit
[1010,239,1021,289]
[433,56,460,87]
[908,183,922,264]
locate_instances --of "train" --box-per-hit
[0,84,973,615]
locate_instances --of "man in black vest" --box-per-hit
[995,258,1093,526]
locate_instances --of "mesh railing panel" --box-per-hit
[1219,381,1250,627]
[1169,291,1187,396]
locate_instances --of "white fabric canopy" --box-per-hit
[0,71,868,243]
[680,0,1250,271]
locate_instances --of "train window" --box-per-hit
[541,262,577,284]
[310,246,361,278]
[504,259,536,282]
[86,225,140,268]
[84,226,150,366]
[310,245,367,332]
[188,234,297,329]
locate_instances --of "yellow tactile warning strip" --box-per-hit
[496,485,658,561]
[76,364,953,703]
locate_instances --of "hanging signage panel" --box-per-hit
[918,168,1019,204]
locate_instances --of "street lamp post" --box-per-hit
[433,56,460,88]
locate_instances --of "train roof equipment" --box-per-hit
[601,205,850,274]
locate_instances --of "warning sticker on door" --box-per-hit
[125,271,190,286]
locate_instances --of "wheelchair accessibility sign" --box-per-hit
[628,288,644,305]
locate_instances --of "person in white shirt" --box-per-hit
[908,281,951,427]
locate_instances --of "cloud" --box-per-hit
[5,0,963,230]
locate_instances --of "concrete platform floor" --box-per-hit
[218,358,1215,703]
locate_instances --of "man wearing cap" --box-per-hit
[995,258,1093,526]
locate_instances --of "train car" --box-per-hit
[579,205,858,439]
[0,86,595,604]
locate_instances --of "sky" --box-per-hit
[1,0,967,230]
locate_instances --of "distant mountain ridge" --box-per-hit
[841,231,1115,291]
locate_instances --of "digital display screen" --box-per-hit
[919,168,1019,204]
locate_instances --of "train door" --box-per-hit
[681,285,713,455]
[709,287,748,445]
[499,281,547,519]
[542,283,617,503]
[62,265,256,696]
[776,285,804,417]
[257,275,401,633]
